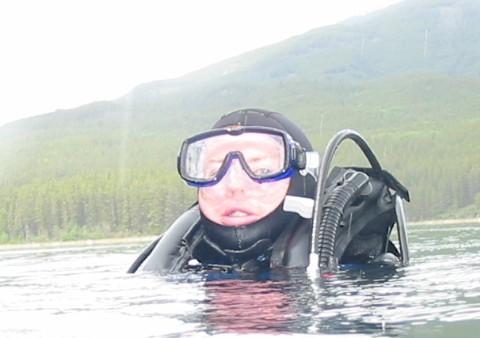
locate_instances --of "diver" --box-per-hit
[128,108,410,274]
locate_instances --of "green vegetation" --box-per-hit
[0,0,479,243]
[0,169,194,243]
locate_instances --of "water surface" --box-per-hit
[1,223,479,337]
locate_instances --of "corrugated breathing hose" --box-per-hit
[309,129,382,273]
[317,170,369,271]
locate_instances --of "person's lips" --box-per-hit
[225,209,249,217]
[220,207,260,226]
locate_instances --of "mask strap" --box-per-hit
[299,151,320,180]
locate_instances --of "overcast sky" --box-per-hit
[0,0,401,127]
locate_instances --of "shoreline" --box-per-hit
[408,217,480,226]
[1,217,479,251]
[0,235,157,251]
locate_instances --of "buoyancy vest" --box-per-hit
[138,205,312,273]
[129,166,404,274]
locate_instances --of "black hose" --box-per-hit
[317,171,369,271]
[310,129,382,272]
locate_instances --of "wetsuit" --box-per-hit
[129,109,405,274]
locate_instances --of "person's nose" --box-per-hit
[222,159,251,196]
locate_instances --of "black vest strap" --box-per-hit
[142,206,201,272]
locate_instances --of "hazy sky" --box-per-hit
[0,0,401,127]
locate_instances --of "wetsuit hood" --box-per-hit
[200,108,316,257]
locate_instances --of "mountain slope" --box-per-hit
[4,0,480,134]
[0,0,479,242]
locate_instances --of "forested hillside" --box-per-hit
[0,0,479,243]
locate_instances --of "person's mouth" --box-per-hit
[220,208,259,226]
[226,210,249,217]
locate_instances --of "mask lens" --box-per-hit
[183,131,286,182]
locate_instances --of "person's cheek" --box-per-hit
[199,186,226,216]
[199,188,216,209]
[252,179,290,210]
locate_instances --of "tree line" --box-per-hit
[0,119,478,243]
[0,170,194,243]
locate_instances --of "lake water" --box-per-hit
[1,223,479,338]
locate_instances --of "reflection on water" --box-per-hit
[199,267,406,336]
[1,224,480,337]
[203,277,298,334]
[199,270,397,334]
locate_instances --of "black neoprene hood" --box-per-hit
[212,108,313,152]
[199,108,316,253]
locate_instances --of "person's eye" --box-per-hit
[253,167,273,176]
[206,168,219,178]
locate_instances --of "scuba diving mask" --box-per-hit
[177,126,308,187]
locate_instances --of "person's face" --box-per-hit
[198,132,290,227]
